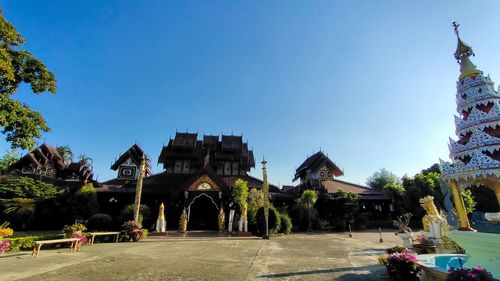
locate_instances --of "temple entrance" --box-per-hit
[187,193,219,230]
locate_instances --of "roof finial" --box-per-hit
[452,21,474,62]
[452,21,460,39]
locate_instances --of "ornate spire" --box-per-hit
[452,22,481,79]
[453,22,474,61]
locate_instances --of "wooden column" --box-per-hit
[449,179,472,230]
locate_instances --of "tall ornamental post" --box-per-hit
[133,155,146,223]
[262,157,270,239]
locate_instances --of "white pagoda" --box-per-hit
[440,23,500,230]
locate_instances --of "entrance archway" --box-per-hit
[187,193,219,230]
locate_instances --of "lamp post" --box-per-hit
[262,157,270,240]
[133,155,146,223]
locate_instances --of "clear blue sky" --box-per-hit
[1,1,500,187]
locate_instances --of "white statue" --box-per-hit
[156,203,166,233]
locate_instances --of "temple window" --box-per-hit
[183,160,190,174]
[224,162,231,175]
[232,162,239,175]
[174,160,182,173]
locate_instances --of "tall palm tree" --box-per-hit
[299,190,318,230]
[56,145,73,165]
[77,154,93,168]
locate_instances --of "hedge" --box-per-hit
[6,233,63,251]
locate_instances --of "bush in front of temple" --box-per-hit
[88,213,113,231]
[117,204,151,228]
[256,205,281,235]
[278,212,292,234]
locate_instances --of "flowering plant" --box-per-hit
[448,266,495,281]
[0,240,10,252]
[385,249,420,281]
[0,221,14,238]
[70,233,88,244]
[63,223,87,237]
[122,221,143,242]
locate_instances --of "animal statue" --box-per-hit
[419,196,441,232]
[218,208,225,232]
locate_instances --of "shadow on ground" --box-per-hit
[0,253,30,259]
[256,265,388,280]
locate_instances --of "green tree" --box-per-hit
[247,188,264,225]
[0,8,57,149]
[401,170,444,222]
[366,168,400,190]
[56,145,73,164]
[0,149,19,174]
[66,183,99,221]
[460,189,476,214]
[0,176,60,199]
[297,190,318,230]
[315,190,359,229]
[0,176,61,229]
[231,179,249,222]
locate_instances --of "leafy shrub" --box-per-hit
[332,219,346,232]
[247,188,264,226]
[87,213,113,231]
[257,206,281,235]
[63,223,86,237]
[6,234,62,251]
[386,246,406,254]
[117,204,151,227]
[278,212,292,234]
[66,183,99,221]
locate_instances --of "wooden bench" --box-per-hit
[31,238,80,258]
[87,232,121,245]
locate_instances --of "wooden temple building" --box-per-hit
[97,133,285,230]
[6,143,95,189]
[5,135,392,230]
[284,151,393,214]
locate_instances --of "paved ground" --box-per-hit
[0,231,399,281]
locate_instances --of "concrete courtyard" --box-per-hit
[0,231,399,281]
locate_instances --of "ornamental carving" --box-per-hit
[188,174,219,191]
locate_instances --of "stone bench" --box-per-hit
[87,232,121,245]
[31,238,80,258]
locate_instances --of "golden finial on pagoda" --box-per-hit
[452,22,481,79]
[452,21,474,62]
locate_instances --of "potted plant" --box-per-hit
[385,249,420,281]
[122,221,143,242]
[63,223,88,251]
[393,213,413,248]
[448,266,495,281]
[413,233,436,254]
[0,222,13,255]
